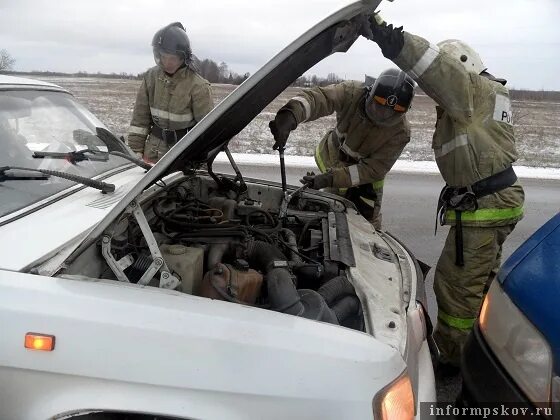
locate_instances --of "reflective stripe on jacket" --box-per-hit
[393,33,524,227]
[127,66,213,156]
[281,81,410,189]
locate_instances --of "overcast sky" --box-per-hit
[1,0,559,90]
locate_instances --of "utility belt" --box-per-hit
[151,125,190,147]
[436,166,517,266]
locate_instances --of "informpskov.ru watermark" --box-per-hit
[422,402,553,418]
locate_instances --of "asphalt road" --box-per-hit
[214,161,560,403]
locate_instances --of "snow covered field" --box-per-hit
[38,77,560,171]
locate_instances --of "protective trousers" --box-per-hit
[143,133,171,163]
[433,224,515,366]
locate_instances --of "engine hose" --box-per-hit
[266,268,338,324]
[277,237,320,265]
[207,197,237,221]
[245,209,276,227]
[246,240,287,273]
[153,201,240,229]
[266,268,302,315]
[207,242,230,268]
[331,296,361,323]
[161,224,246,239]
[293,264,323,284]
[281,229,303,264]
[317,275,357,305]
[298,289,339,324]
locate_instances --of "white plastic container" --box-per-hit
[160,244,204,294]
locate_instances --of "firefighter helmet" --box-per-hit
[152,22,192,66]
[437,39,486,74]
[365,68,415,126]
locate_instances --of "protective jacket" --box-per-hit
[279,81,410,189]
[127,65,213,162]
[393,33,524,227]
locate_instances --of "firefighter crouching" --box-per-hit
[269,68,416,230]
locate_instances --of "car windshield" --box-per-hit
[0,89,131,218]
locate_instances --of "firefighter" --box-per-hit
[269,69,415,230]
[362,15,524,372]
[127,22,214,163]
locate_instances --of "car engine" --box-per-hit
[63,173,364,331]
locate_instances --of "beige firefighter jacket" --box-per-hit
[279,81,410,189]
[127,65,213,161]
[393,32,524,227]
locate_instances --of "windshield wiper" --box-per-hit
[33,149,109,163]
[95,127,152,171]
[106,151,152,171]
[33,149,152,171]
[0,166,115,193]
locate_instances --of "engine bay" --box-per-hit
[62,172,366,331]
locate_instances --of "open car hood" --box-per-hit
[160,0,382,173]
[63,0,385,263]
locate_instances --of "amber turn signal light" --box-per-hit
[24,333,55,351]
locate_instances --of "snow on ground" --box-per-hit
[214,152,560,180]
[36,77,560,175]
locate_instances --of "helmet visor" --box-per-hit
[365,99,404,127]
[153,47,185,72]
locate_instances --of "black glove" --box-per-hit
[361,13,404,60]
[300,171,333,190]
[269,110,297,151]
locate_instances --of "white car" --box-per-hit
[0,1,436,419]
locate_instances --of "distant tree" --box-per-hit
[292,76,306,87]
[218,61,229,83]
[199,58,220,83]
[326,72,342,85]
[0,49,15,71]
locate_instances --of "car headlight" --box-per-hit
[372,371,414,420]
[479,281,553,406]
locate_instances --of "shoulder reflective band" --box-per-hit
[438,310,475,330]
[410,44,440,79]
[445,206,523,222]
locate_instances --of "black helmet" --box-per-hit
[364,68,415,126]
[152,22,192,65]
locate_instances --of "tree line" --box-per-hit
[196,58,250,85]
[2,49,560,97]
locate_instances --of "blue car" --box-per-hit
[460,212,560,417]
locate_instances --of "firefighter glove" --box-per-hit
[269,110,297,150]
[300,171,333,190]
[361,12,404,60]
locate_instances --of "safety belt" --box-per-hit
[436,166,517,266]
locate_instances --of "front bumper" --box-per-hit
[459,324,543,415]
